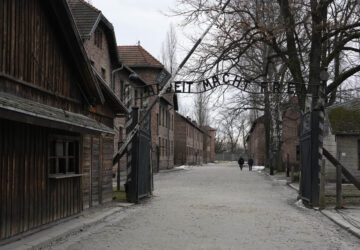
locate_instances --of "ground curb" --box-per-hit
[2,203,134,250]
[287,182,299,192]
[321,210,360,239]
[272,176,360,239]
[157,168,186,174]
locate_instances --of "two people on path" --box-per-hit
[238,157,254,171]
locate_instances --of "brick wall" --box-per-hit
[247,122,265,166]
[174,113,187,165]
[174,113,206,165]
[83,25,112,84]
[281,104,300,166]
[128,67,175,171]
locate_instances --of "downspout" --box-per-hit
[111,63,124,91]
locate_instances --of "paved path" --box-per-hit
[45,162,360,250]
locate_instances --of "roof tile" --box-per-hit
[117,45,164,68]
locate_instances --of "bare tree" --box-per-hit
[172,0,360,170]
[193,85,210,126]
[161,23,177,74]
[172,0,360,110]
[216,110,244,153]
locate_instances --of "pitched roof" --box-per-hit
[246,116,265,141]
[175,112,207,134]
[117,45,164,68]
[67,0,101,38]
[67,0,121,68]
[327,99,360,134]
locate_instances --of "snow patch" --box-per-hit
[252,166,265,171]
[175,165,192,170]
[295,199,307,209]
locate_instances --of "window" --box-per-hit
[159,109,162,127]
[119,127,124,143]
[101,68,106,81]
[296,145,300,161]
[49,136,79,175]
[94,28,103,48]
[157,114,159,134]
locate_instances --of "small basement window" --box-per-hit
[49,136,79,177]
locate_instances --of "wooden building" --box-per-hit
[0,0,126,241]
[324,100,360,181]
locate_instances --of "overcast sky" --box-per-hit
[90,0,182,61]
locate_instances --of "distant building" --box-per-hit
[118,45,177,171]
[174,113,207,165]
[202,126,216,163]
[281,96,301,167]
[173,114,215,165]
[324,100,360,181]
[246,117,266,166]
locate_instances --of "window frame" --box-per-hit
[48,135,80,178]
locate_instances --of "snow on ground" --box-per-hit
[252,165,265,171]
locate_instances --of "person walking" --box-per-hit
[248,158,254,171]
[238,157,244,171]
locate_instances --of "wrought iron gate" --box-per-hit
[125,107,152,203]
[300,111,321,205]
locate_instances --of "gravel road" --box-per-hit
[44,162,360,250]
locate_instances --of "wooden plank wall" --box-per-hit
[0,0,83,112]
[82,135,92,209]
[91,137,100,206]
[81,135,114,208]
[102,135,114,203]
[0,0,114,131]
[0,119,81,241]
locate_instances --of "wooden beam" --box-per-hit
[323,148,360,190]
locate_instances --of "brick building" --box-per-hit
[246,116,266,166]
[281,96,301,167]
[68,0,148,176]
[174,113,207,165]
[202,126,216,163]
[118,45,176,171]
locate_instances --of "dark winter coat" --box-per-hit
[248,158,254,166]
[238,157,244,165]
